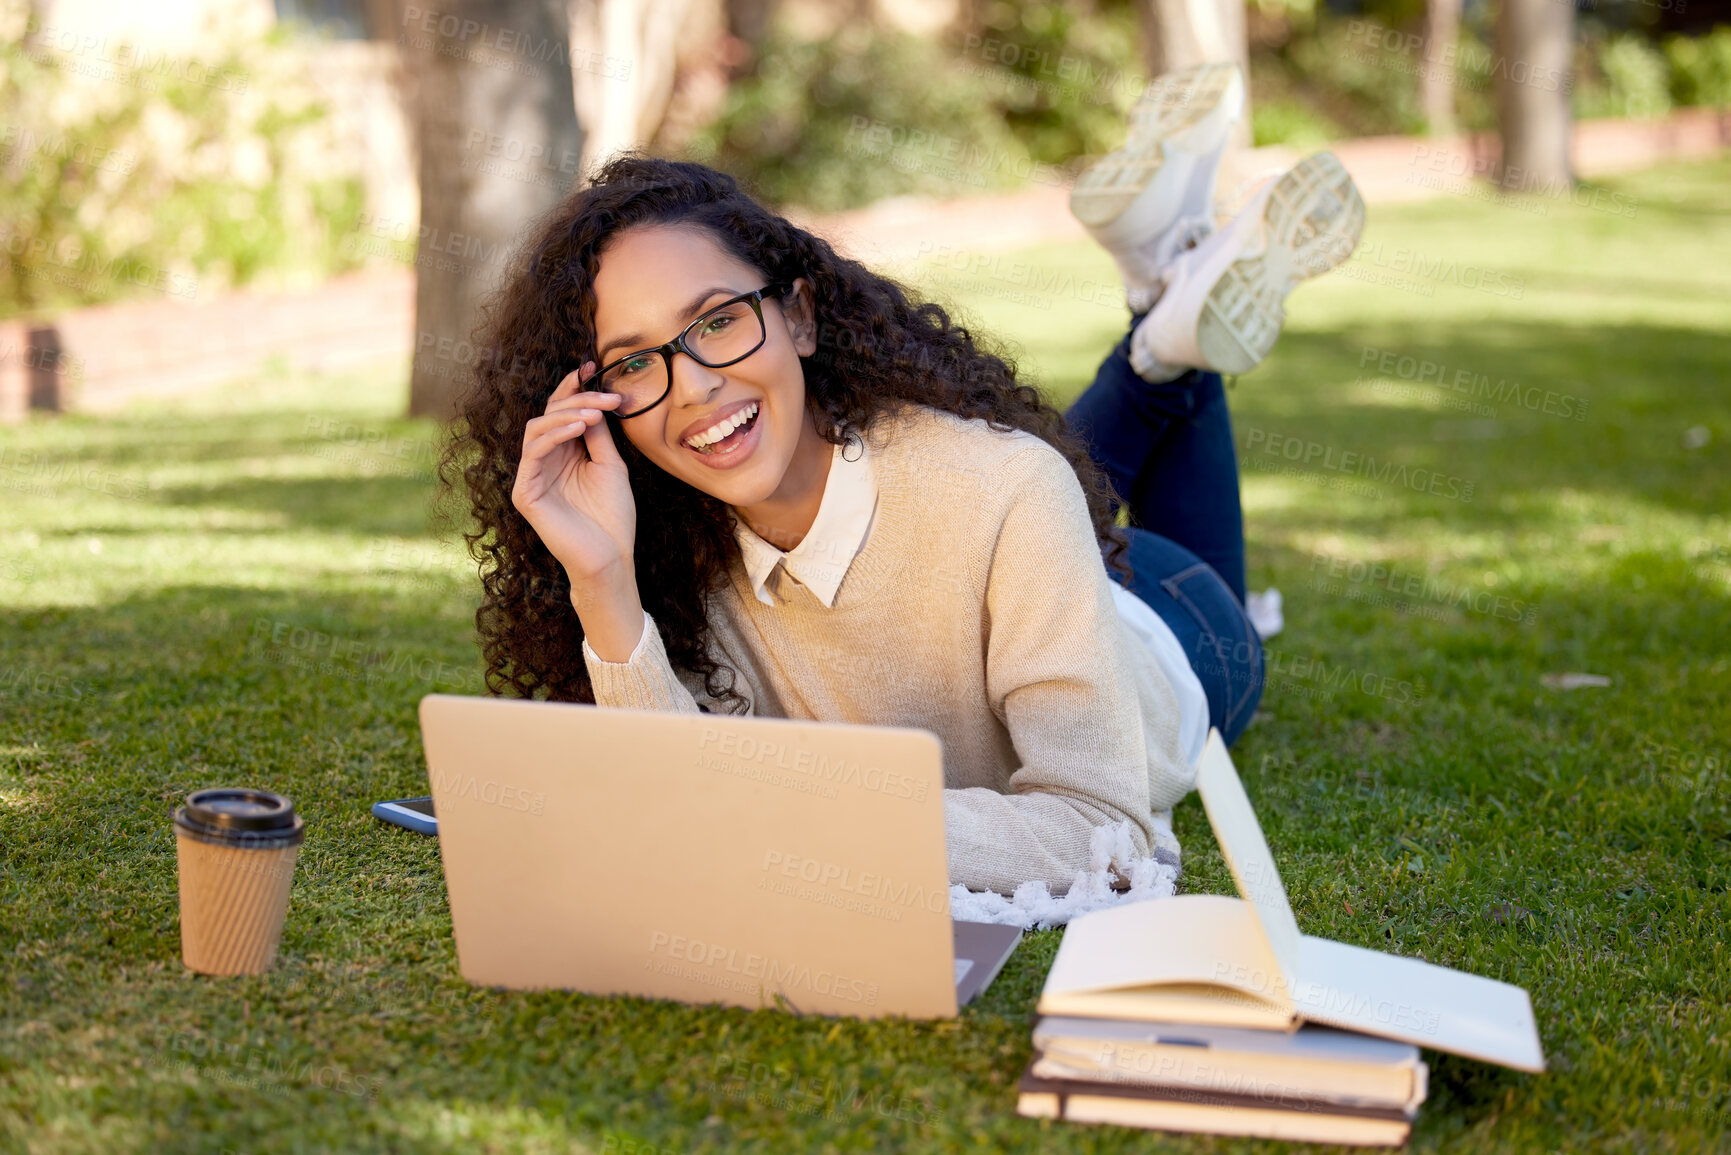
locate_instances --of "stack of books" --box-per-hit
[1016,731,1546,1146]
[1021,1018,1428,1145]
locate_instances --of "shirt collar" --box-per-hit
[731,435,877,607]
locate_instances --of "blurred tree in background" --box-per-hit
[1497,0,1574,189]
[402,0,580,420]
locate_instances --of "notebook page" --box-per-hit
[1294,935,1546,1072]
[1041,894,1287,1003]
[1195,728,1302,1001]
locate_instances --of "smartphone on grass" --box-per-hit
[371,795,437,836]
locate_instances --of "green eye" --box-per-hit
[618,355,654,377]
[701,313,737,336]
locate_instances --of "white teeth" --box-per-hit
[687,401,758,450]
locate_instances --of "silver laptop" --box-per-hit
[418,694,1022,1017]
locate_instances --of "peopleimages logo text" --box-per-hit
[1347,240,1524,298]
[647,931,880,1006]
[1359,346,1588,420]
[1310,553,1538,625]
[1242,429,1476,502]
[429,769,545,814]
[760,850,949,915]
[697,727,929,801]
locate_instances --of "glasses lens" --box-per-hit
[687,300,766,367]
[598,351,666,415]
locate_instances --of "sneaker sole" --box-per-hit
[1069,63,1243,231]
[1195,152,1365,375]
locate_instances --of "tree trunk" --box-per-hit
[402,0,583,421]
[1422,0,1461,136]
[1494,0,1573,193]
[567,0,702,179]
[726,0,775,51]
[649,0,738,158]
[1136,0,1252,148]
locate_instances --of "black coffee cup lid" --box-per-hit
[174,788,306,846]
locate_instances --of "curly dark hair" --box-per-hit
[440,153,1134,714]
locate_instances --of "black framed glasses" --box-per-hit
[592,282,793,419]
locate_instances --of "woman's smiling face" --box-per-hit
[591,224,820,508]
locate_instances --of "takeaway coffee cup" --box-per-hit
[173,788,306,975]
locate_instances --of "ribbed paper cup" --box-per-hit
[173,788,306,976]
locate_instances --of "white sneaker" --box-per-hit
[1245,588,1284,639]
[1069,63,1245,313]
[1130,150,1365,378]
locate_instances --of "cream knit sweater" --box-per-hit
[580,403,1196,896]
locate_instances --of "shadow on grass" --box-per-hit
[1220,320,1730,523]
[149,472,449,539]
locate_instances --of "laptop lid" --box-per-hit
[419,694,962,1019]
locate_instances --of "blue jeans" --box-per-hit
[1063,320,1264,746]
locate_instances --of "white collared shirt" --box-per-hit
[729,436,877,608]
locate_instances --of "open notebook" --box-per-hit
[1038,729,1545,1073]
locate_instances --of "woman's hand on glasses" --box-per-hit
[511,362,636,589]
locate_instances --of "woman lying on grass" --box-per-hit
[444,66,1363,896]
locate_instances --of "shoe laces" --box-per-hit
[1128,214,1218,313]
[1170,214,1215,257]
[1142,212,1216,294]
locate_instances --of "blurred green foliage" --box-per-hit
[962,0,1143,168]
[686,0,1146,211]
[1257,16,1731,144]
[1663,27,1731,107]
[685,22,1037,210]
[690,1,1731,201]
[1250,96,1338,148]
[1581,31,1677,118]
[0,5,367,320]
[1270,17,1437,139]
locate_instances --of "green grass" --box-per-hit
[3,155,1730,1153]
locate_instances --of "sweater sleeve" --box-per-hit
[580,607,710,714]
[942,444,1190,896]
